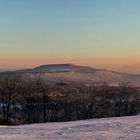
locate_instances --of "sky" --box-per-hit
[0,0,140,73]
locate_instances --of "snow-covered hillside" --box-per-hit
[0,116,140,140]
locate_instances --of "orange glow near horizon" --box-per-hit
[1,1,140,74]
[0,57,140,74]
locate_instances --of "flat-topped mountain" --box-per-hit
[1,64,140,86]
[16,64,96,73]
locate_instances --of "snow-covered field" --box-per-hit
[0,116,140,140]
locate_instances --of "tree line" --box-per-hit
[0,76,140,125]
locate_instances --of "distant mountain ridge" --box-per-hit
[16,64,96,73]
[1,64,140,86]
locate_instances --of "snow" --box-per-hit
[0,116,140,140]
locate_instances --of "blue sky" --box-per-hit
[0,0,140,73]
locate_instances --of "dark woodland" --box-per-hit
[0,76,140,125]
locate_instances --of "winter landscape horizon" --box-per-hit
[1,0,140,140]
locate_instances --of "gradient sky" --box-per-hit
[0,0,140,73]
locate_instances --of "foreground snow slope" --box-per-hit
[0,116,140,140]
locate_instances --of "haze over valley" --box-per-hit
[2,64,140,87]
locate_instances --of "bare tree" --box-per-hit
[0,77,19,125]
[116,81,135,116]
